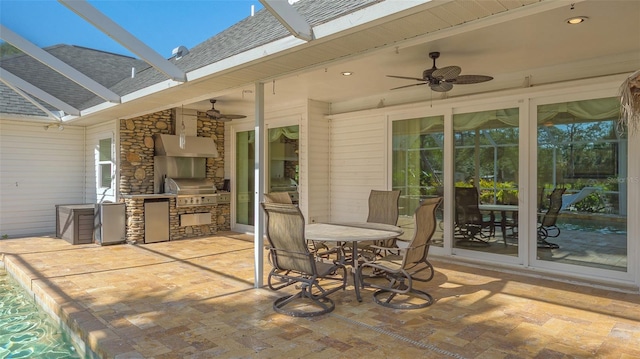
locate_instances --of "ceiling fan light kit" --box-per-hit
[387,52,493,92]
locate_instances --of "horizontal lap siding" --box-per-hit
[0,120,85,237]
[330,114,387,222]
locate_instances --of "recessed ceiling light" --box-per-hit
[341,71,354,76]
[566,16,588,24]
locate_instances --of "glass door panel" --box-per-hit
[536,97,627,272]
[268,126,299,204]
[392,116,444,247]
[236,130,254,226]
[453,108,519,255]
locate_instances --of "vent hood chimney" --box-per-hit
[154,134,219,157]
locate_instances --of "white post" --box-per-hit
[254,82,265,288]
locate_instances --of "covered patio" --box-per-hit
[1,233,639,358]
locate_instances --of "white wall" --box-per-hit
[0,120,85,237]
[328,112,388,223]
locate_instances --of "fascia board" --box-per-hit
[73,79,182,119]
[187,36,306,82]
[312,0,439,39]
[119,80,184,103]
[76,100,121,119]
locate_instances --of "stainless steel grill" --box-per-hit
[165,178,217,207]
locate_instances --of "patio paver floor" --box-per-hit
[1,232,639,358]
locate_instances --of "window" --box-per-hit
[98,138,113,188]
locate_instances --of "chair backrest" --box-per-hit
[541,188,566,227]
[403,197,442,267]
[261,202,313,274]
[454,187,483,225]
[366,190,400,225]
[264,192,293,204]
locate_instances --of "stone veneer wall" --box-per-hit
[120,110,231,243]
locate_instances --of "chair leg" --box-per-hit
[537,227,559,249]
[362,268,434,309]
[273,285,336,317]
[372,284,434,309]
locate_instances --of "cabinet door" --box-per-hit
[144,201,169,243]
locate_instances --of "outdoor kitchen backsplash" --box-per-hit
[119,109,230,242]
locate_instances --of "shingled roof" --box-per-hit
[0,44,148,117]
[1,0,381,117]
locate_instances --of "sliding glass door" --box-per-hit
[233,124,299,231]
[453,108,519,256]
[235,129,255,227]
[535,97,628,272]
[392,115,444,246]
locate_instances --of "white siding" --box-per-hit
[0,120,85,237]
[329,113,388,222]
[303,99,330,223]
[85,121,118,203]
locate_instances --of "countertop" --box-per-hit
[121,194,176,199]
[121,192,230,199]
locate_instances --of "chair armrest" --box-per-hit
[368,243,404,253]
[313,246,345,263]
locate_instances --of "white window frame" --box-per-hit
[97,134,115,200]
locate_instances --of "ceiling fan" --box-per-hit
[387,52,493,92]
[205,99,246,121]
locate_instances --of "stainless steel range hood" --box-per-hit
[154,134,219,158]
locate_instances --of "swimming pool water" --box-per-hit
[0,269,81,359]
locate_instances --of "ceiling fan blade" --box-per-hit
[432,66,461,81]
[430,82,453,92]
[390,83,428,90]
[387,75,426,82]
[448,74,494,84]
[220,114,247,120]
[207,99,246,120]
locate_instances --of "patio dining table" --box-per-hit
[478,204,518,245]
[306,222,403,302]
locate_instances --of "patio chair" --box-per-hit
[264,192,293,204]
[261,202,347,317]
[454,187,494,245]
[537,187,566,249]
[265,191,327,251]
[357,197,442,309]
[356,190,401,259]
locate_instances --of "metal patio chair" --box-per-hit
[355,190,401,260]
[357,197,442,309]
[454,187,494,245]
[537,187,566,249]
[263,192,293,204]
[261,202,347,317]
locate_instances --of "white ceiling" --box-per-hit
[198,0,639,118]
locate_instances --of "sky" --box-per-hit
[0,0,264,59]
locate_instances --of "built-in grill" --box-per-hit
[165,178,217,207]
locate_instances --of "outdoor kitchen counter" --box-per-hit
[121,194,176,199]
[121,193,229,203]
